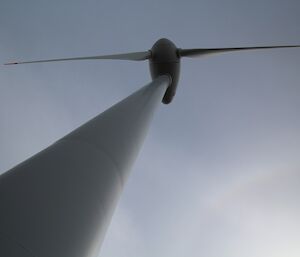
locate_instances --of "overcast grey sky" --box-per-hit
[1,0,300,256]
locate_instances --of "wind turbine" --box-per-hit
[1,38,300,257]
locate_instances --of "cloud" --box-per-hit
[101,205,146,257]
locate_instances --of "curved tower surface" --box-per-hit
[0,76,170,257]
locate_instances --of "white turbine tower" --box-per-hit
[1,38,300,257]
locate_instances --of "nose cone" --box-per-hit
[151,38,179,63]
[149,38,180,104]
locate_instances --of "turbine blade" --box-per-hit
[179,45,300,58]
[4,51,151,65]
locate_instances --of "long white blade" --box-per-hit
[4,51,151,65]
[179,45,300,57]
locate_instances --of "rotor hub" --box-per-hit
[150,38,180,63]
[149,38,180,104]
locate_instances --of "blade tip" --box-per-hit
[4,62,19,65]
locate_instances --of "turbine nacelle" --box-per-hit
[149,38,180,104]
